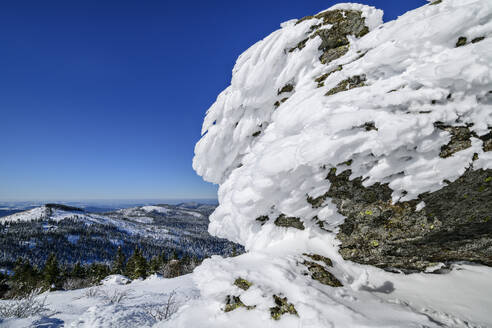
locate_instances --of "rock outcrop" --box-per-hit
[331,167,492,272]
[168,1,492,327]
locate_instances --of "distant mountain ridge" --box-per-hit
[0,203,240,271]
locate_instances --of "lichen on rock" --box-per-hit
[256,215,269,225]
[270,295,298,320]
[434,122,473,158]
[224,295,255,312]
[290,9,369,65]
[314,65,342,87]
[471,36,485,43]
[274,214,305,230]
[331,168,492,272]
[303,260,343,287]
[456,36,467,47]
[325,75,366,96]
[479,129,492,152]
[304,253,334,267]
[234,277,252,291]
[277,84,294,95]
[301,254,342,287]
[274,97,289,108]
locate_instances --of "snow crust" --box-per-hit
[185,1,492,327]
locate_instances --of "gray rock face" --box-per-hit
[274,214,305,230]
[290,9,369,65]
[321,168,492,272]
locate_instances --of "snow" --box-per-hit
[185,1,492,327]
[0,206,47,223]
[127,216,155,224]
[141,206,171,214]
[0,206,171,240]
[182,210,204,218]
[0,275,198,328]
[162,249,492,328]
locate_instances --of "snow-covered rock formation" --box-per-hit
[166,1,492,327]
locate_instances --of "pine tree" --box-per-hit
[111,246,126,275]
[71,261,86,279]
[88,263,110,283]
[159,251,167,265]
[125,250,136,279]
[125,247,148,279]
[149,255,161,274]
[134,250,148,279]
[43,253,61,290]
[12,258,40,295]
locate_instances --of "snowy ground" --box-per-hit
[1,258,490,327]
[0,253,492,328]
[0,274,198,328]
[160,242,492,328]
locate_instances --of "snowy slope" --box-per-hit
[169,1,492,327]
[0,274,197,328]
[0,206,49,223]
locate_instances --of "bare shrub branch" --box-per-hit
[0,288,49,318]
[100,289,130,304]
[147,290,179,322]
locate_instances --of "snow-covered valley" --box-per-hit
[0,203,238,271]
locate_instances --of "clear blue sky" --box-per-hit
[0,0,426,201]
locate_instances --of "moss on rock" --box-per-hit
[471,36,485,44]
[360,122,378,131]
[256,215,269,225]
[234,277,252,291]
[325,75,366,96]
[291,10,369,65]
[328,167,492,272]
[479,129,492,152]
[274,97,289,109]
[314,65,342,87]
[304,253,333,267]
[224,295,255,312]
[270,295,298,320]
[434,122,473,158]
[274,214,305,230]
[303,260,343,287]
[278,84,294,95]
[456,36,467,47]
